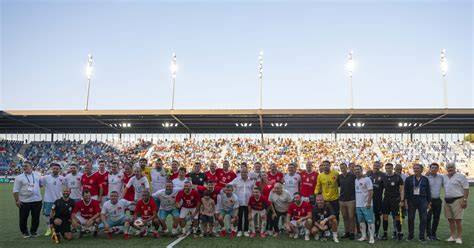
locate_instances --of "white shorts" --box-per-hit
[301,197,310,202]
[180,207,198,219]
[76,215,92,225]
[290,220,305,229]
[250,209,267,219]
[91,195,99,201]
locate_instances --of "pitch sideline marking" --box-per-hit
[166,234,188,248]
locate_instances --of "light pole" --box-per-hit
[85,54,93,110]
[171,52,177,110]
[347,50,354,109]
[440,49,448,109]
[258,50,264,109]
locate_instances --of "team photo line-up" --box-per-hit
[12,158,469,244]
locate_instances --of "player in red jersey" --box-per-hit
[256,173,275,233]
[286,192,312,240]
[71,190,101,237]
[267,163,284,184]
[205,162,220,184]
[123,163,136,212]
[81,164,99,200]
[169,160,180,181]
[131,191,159,239]
[299,161,318,201]
[256,173,275,199]
[217,160,236,188]
[96,160,109,205]
[248,187,270,238]
[176,181,201,237]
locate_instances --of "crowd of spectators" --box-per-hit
[1,138,473,176]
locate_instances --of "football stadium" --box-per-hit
[1,0,473,248]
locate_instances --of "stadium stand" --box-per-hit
[1,138,472,177]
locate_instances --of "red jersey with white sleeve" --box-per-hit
[287,201,312,221]
[248,195,270,211]
[217,170,237,188]
[123,173,135,201]
[135,198,157,220]
[96,171,109,197]
[176,189,201,208]
[72,199,101,219]
[81,172,99,196]
[299,171,318,197]
[267,171,284,184]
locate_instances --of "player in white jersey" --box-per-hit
[41,163,66,236]
[150,158,168,214]
[216,184,240,237]
[122,166,150,202]
[99,191,132,239]
[107,162,124,199]
[354,165,375,244]
[283,163,301,196]
[64,164,82,202]
[172,167,188,191]
[152,181,180,236]
[150,158,168,194]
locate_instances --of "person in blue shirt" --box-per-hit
[404,164,431,243]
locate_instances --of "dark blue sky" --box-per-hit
[1,0,472,110]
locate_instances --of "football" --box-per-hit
[133,219,144,228]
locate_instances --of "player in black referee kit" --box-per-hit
[381,163,404,241]
[369,161,385,238]
[50,188,75,241]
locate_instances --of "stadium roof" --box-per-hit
[1,108,473,134]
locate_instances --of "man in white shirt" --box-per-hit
[152,181,180,236]
[216,184,240,237]
[268,183,292,237]
[41,163,66,236]
[122,166,150,202]
[250,162,262,182]
[151,158,167,194]
[284,163,301,196]
[151,158,168,211]
[443,163,470,245]
[13,161,43,238]
[99,191,132,239]
[64,164,82,203]
[229,165,255,237]
[172,167,188,191]
[354,165,375,244]
[107,161,124,200]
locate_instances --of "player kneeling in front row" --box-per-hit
[311,195,339,243]
[217,184,240,237]
[71,190,101,238]
[248,187,270,238]
[153,181,180,237]
[49,188,75,242]
[132,191,159,238]
[99,191,132,239]
[286,192,312,240]
[176,181,201,237]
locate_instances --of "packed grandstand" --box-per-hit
[1,138,472,178]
